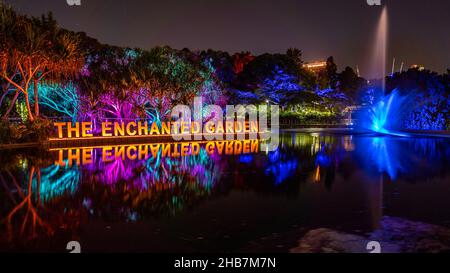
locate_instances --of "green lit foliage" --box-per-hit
[15,101,28,122]
[281,107,338,125]
[199,57,226,106]
[143,47,204,101]
[131,46,222,122]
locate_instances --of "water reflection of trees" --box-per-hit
[1,135,447,247]
[354,136,450,181]
[0,146,227,245]
[79,147,225,220]
[278,133,350,189]
[280,133,450,184]
[0,152,59,243]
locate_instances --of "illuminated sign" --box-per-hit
[52,121,260,140]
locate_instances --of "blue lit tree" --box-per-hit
[29,82,80,122]
[386,69,450,130]
[256,66,303,106]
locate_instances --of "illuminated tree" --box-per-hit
[0,79,18,118]
[132,47,212,122]
[199,49,234,84]
[0,4,83,121]
[232,52,254,74]
[78,46,141,122]
[29,82,80,122]
[200,58,226,106]
[257,67,303,106]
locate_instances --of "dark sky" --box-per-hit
[5,0,450,77]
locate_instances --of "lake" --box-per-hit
[1,132,449,252]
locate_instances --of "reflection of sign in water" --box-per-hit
[53,140,260,167]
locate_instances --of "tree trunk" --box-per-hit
[24,94,35,122]
[2,91,20,119]
[33,79,39,118]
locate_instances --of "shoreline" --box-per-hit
[1,127,449,151]
[281,127,450,138]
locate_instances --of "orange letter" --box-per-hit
[191,122,201,134]
[150,122,160,135]
[138,121,148,136]
[114,122,125,136]
[67,122,80,138]
[102,122,113,137]
[81,122,93,137]
[126,122,137,136]
[161,122,171,135]
[54,122,66,139]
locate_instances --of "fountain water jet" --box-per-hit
[359,6,411,137]
[370,6,388,92]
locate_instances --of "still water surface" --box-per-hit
[1,132,449,252]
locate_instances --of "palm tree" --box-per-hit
[1,5,47,122]
[0,4,84,122]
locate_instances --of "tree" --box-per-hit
[0,4,39,121]
[337,66,367,103]
[236,53,300,91]
[386,69,449,130]
[257,67,303,107]
[29,82,79,122]
[132,47,212,122]
[231,52,254,75]
[326,56,338,89]
[200,49,234,84]
[0,78,18,118]
[0,4,83,122]
[286,48,303,68]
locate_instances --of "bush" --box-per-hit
[280,110,339,125]
[0,121,28,144]
[25,118,52,142]
[0,118,52,144]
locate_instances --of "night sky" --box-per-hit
[5,0,450,77]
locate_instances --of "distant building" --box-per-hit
[303,61,327,73]
[410,64,425,71]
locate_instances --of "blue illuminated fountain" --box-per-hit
[369,92,396,134]
[360,90,411,137]
[357,6,411,137]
